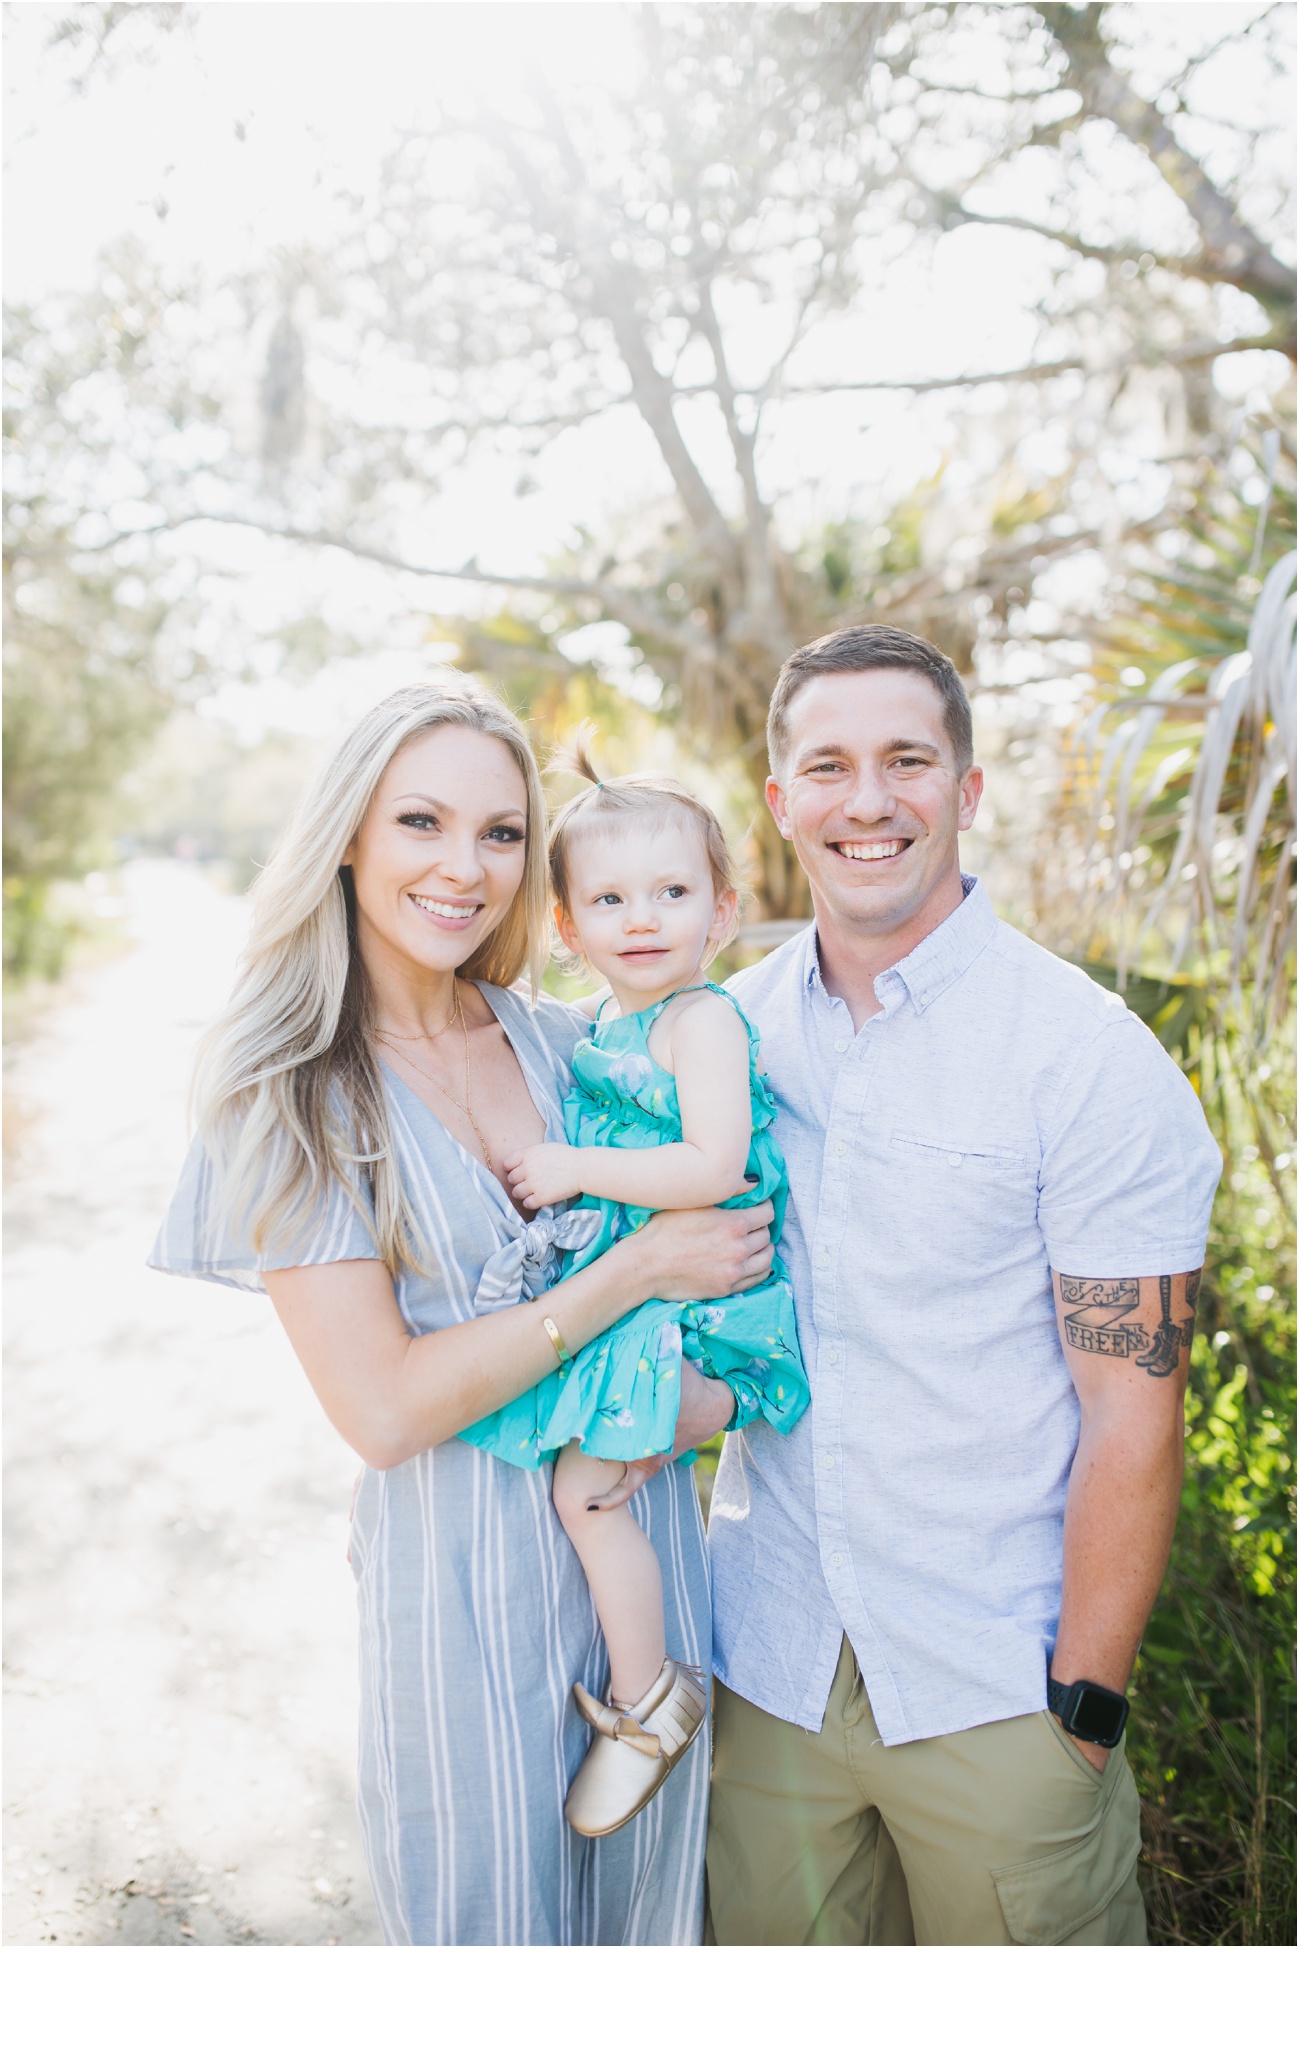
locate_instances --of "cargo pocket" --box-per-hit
[991,1742,1141,1945]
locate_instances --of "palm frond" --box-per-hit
[1075,534,1295,1039]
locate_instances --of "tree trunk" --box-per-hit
[747,801,811,923]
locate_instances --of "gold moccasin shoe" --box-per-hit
[564,1656,708,1838]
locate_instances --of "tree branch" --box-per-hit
[940,195,1284,306]
[1036,1,1296,331]
[751,249,839,424]
[494,91,742,575]
[773,332,1288,398]
[691,279,782,642]
[49,510,710,660]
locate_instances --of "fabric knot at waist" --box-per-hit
[473,1207,603,1315]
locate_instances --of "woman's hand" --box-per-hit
[503,1141,586,1210]
[585,1365,737,1511]
[630,1200,774,1303]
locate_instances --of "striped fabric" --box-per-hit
[149,983,710,1945]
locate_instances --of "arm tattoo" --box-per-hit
[1060,1277,1140,1309]
[1059,1271,1201,1378]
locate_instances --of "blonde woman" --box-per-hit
[149,678,768,1946]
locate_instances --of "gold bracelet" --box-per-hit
[542,1315,573,1369]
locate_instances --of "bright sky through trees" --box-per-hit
[4,2,1292,742]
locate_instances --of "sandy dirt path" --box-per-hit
[4,860,382,1946]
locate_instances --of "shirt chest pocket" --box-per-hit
[890,1132,1035,1178]
[887,1131,1040,1238]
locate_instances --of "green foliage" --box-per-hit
[1065,432,1297,1944]
[1090,445,1296,689]
[439,610,653,756]
[2,558,172,979]
[3,288,186,982]
[1067,425,1296,1031]
[117,712,325,893]
[1129,1145,1295,1945]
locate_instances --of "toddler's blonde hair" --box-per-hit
[549,730,740,960]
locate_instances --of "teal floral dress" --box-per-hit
[460,984,810,1469]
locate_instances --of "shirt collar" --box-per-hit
[805,874,997,1014]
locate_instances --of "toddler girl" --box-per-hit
[459,748,809,1836]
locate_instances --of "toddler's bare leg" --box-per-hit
[552,1442,666,1706]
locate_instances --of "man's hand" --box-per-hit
[673,1359,738,1454]
[584,1364,738,1512]
[1046,1683,1111,1776]
[1074,1743,1109,1776]
[504,1141,586,1210]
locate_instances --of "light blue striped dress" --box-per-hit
[149,983,711,1946]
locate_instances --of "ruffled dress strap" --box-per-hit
[635,980,759,1046]
[652,981,768,1097]
[696,980,761,1049]
[636,983,707,1028]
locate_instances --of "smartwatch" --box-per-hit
[1046,1666,1129,1749]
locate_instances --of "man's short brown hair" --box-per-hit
[767,624,974,774]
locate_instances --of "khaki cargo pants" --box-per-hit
[705,1637,1146,1946]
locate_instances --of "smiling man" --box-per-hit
[705,624,1222,1946]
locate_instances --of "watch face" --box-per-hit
[1068,1685,1127,1745]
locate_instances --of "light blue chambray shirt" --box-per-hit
[711,876,1221,1746]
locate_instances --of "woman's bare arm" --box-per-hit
[263,1200,774,1470]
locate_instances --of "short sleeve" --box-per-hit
[147,1135,381,1293]
[521,987,593,1068]
[1038,1011,1222,1278]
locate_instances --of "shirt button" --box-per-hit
[824,1346,840,1364]
[830,1553,844,1568]
[834,1141,847,1157]
[816,1250,830,1267]
[948,1153,963,1167]
[822,1452,835,1469]
[834,1039,849,1054]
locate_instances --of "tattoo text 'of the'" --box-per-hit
[1058,1272,1201,1378]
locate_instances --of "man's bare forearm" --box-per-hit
[1050,1270,1200,1758]
[1052,1408,1184,1691]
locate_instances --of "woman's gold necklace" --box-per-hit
[373,994,460,1043]
[374,982,493,1166]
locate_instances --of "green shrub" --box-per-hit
[1130,1150,1295,1944]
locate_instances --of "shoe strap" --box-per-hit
[574,1681,663,1757]
[609,1712,663,1759]
[590,1698,662,1757]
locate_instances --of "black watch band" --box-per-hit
[1046,1666,1130,1749]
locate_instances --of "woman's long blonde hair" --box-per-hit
[193,676,549,1274]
